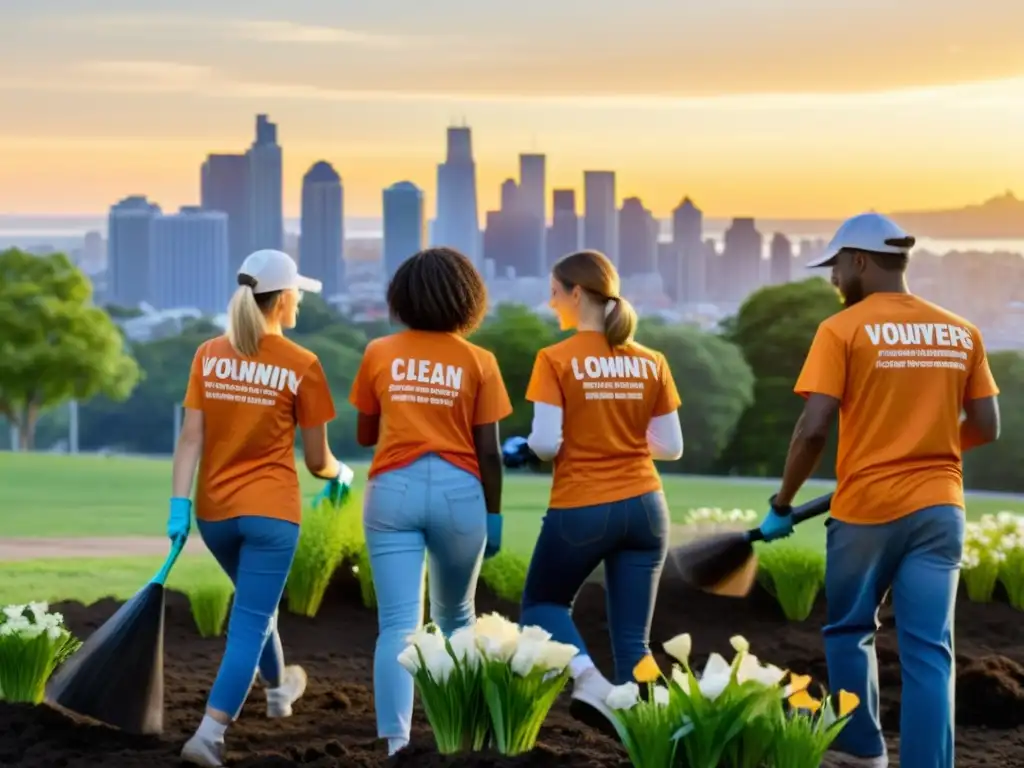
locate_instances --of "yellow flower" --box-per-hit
[838,690,860,717]
[633,654,662,684]
[786,673,812,695]
[788,688,822,713]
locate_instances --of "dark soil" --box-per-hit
[2,572,1023,767]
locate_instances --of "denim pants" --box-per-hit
[197,516,300,718]
[363,453,488,740]
[824,504,965,767]
[520,491,670,684]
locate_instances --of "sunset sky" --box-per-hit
[4,0,1024,219]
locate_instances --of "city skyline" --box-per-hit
[4,3,1024,218]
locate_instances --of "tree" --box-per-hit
[718,278,842,476]
[636,323,755,473]
[0,249,140,449]
[963,351,1024,492]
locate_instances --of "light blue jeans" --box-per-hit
[197,516,300,718]
[824,504,965,767]
[363,453,488,740]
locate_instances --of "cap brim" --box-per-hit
[296,275,323,293]
[806,247,839,268]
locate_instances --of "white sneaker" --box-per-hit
[568,668,617,736]
[265,665,308,718]
[181,733,225,767]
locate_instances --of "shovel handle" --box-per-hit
[151,535,187,586]
[746,492,834,543]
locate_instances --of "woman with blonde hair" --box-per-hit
[520,249,683,731]
[169,250,350,767]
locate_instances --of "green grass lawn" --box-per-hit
[0,451,1020,606]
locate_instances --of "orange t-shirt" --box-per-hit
[526,331,682,508]
[349,330,513,479]
[795,293,1000,525]
[183,334,337,524]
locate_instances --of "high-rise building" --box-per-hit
[618,197,657,277]
[300,161,345,299]
[672,197,705,305]
[722,218,763,303]
[434,126,480,263]
[383,181,424,281]
[201,153,250,275]
[583,171,617,263]
[247,114,283,252]
[518,154,546,273]
[107,195,160,307]
[151,206,229,314]
[547,189,579,267]
[483,179,540,277]
[770,233,793,285]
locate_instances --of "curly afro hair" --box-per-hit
[386,247,488,334]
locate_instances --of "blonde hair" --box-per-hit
[552,250,638,348]
[226,284,274,357]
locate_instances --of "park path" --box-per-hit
[0,536,209,562]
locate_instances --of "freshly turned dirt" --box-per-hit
[1,571,1023,767]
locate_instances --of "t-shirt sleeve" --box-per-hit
[965,326,1000,400]
[794,323,847,399]
[525,349,564,407]
[295,358,337,429]
[652,354,682,417]
[474,352,514,425]
[182,346,205,410]
[348,345,381,415]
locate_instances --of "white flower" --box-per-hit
[474,613,520,661]
[510,639,545,677]
[736,653,786,687]
[697,653,732,701]
[729,635,750,654]
[538,641,578,672]
[424,645,456,683]
[519,625,552,643]
[448,626,481,669]
[653,685,670,706]
[397,645,421,675]
[2,605,26,622]
[663,633,692,666]
[606,682,640,710]
[26,602,49,623]
[401,627,453,681]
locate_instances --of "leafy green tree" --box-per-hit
[0,249,140,449]
[963,351,1024,492]
[636,324,755,473]
[718,278,842,477]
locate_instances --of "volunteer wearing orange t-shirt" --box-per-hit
[519,250,683,732]
[762,214,1000,768]
[169,250,348,768]
[349,247,512,756]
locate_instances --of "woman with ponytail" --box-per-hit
[170,250,350,767]
[519,249,683,732]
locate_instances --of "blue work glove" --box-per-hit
[758,495,794,541]
[167,497,192,543]
[313,462,355,508]
[485,514,503,559]
[502,436,538,469]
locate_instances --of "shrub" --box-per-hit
[757,544,826,621]
[354,545,376,610]
[286,491,363,617]
[479,551,529,604]
[962,514,1016,603]
[0,602,82,703]
[187,582,234,638]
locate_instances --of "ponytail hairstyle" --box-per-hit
[552,250,638,348]
[226,273,282,357]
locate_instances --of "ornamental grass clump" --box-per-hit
[757,544,826,621]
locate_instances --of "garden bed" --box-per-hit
[1,571,1023,767]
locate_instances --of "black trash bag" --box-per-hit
[45,537,185,734]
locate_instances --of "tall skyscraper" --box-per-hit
[484,178,540,277]
[383,181,424,281]
[547,189,579,267]
[300,161,345,299]
[583,171,617,263]
[770,233,793,285]
[247,114,283,252]
[618,197,657,277]
[518,154,546,273]
[107,195,160,307]
[151,206,229,314]
[201,153,250,275]
[672,197,705,304]
[434,126,480,263]
[723,217,763,303]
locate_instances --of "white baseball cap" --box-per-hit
[237,249,323,294]
[808,212,916,268]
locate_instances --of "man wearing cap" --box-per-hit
[754,213,1001,767]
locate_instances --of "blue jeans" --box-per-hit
[520,491,670,684]
[363,454,488,740]
[825,504,965,767]
[197,516,300,718]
